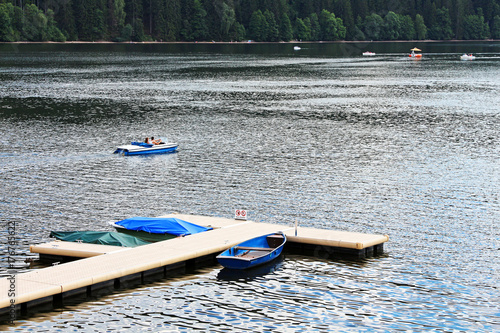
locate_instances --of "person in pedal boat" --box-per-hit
[150,137,163,145]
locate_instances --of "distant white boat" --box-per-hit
[362,51,376,56]
[460,54,476,60]
[293,46,301,51]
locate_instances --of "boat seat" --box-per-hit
[266,234,284,248]
[234,246,274,251]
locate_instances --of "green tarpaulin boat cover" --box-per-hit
[50,231,151,247]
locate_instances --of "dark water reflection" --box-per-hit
[0,42,499,331]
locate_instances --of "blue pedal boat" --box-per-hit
[216,232,286,270]
[114,141,178,156]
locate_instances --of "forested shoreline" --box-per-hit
[1,0,499,43]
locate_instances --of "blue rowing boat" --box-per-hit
[114,141,178,156]
[216,232,286,270]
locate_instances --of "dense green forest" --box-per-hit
[1,0,499,42]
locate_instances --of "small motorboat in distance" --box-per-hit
[362,51,376,56]
[460,53,476,60]
[216,232,286,270]
[293,46,301,51]
[109,217,213,242]
[114,141,178,156]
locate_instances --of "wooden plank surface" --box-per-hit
[284,227,390,249]
[30,241,129,258]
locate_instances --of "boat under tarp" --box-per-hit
[50,231,151,247]
[110,217,213,242]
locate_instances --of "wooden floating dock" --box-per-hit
[30,241,130,260]
[1,214,388,317]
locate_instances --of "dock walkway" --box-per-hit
[1,214,388,314]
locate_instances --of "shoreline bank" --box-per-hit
[1,39,499,45]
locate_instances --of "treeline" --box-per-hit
[1,0,500,42]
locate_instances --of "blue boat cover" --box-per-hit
[115,217,212,236]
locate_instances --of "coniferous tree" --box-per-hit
[308,13,320,40]
[302,16,312,40]
[162,0,180,41]
[264,9,279,41]
[191,0,207,40]
[462,9,490,39]
[179,0,194,40]
[383,11,401,40]
[0,3,16,41]
[120,23,132,40]
[428,7,453,39]
[319,9,344,40]
[363,13,384,40]
[280,12,293,41]
[132,17,145,40]
[335,0,355,39]
[415,13,427,39]
[180,18,193,41]
[492,15,500,39]
[109,0,126,38]
[74,0,96,40]
[151,0,165,40]
[249,10,266,41]
[46,9,66,41]
[55,0,76,40]
[295,17,308,40]
[229,21,245,41]
[12,5,22,35]
[399,14,416,40]
[22,4,47,41]
[219,1,236,40]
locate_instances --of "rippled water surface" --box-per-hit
[1,42,499,332]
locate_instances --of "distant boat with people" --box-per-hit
[114,137,178,156]
[409,47,422,58]
[460,53,476,60]
[362,51,376,56]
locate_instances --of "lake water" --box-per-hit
[1,41,499,332]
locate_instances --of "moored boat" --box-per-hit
[114,141,178,156]
[50,231,151,247]
[109,217,212,242]
[216,232,286,270]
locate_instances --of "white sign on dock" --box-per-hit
[234,209,247,220]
